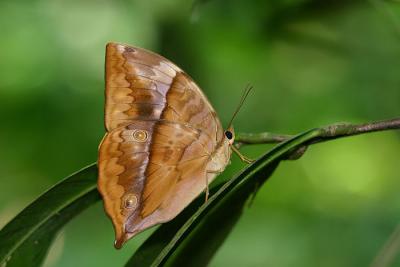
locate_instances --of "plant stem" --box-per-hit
[235,132,292,145]
[235,117,400,146]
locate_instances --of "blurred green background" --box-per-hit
[1,0,400,266]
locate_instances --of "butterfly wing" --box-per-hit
[98,43,230,248]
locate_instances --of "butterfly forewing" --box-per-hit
[98,43,230,248]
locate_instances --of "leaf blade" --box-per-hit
[0,163,100,267]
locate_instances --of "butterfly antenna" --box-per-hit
[227,84,253,128]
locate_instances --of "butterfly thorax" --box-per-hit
[207,137,232,174]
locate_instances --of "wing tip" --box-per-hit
[106,41,139,51]
[106,41,120,48]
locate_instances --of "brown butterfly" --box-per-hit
[97,42,251,249]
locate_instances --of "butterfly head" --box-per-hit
[224,127,235,146]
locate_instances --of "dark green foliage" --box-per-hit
[0,165,99,266]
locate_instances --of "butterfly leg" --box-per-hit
[231,145,255,164]
[204,169,221,202]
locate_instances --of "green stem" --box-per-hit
[235,117,400,146]
[235,132,292,145]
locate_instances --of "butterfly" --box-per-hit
[97,42,251,249]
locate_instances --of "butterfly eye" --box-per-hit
[225,130,233,140]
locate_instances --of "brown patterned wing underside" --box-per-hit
[98,120,212,247]
[104,42,223,144]
[98,43,229,248]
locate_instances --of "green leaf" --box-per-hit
[127,128,322,267]
[0,164,100,267]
